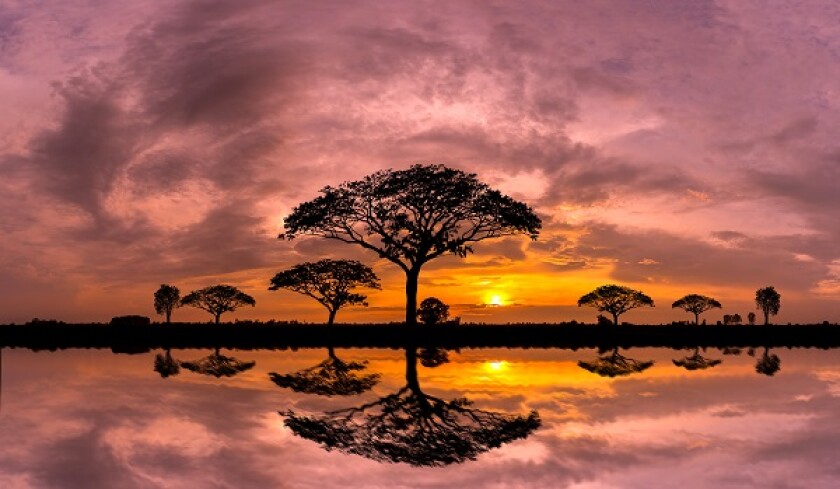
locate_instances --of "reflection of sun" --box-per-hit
[485,361,508,372]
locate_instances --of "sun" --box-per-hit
[488,294,504,306]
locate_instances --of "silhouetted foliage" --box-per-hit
[181,285,256,324]
[154,348,180,378]
[269,346,380,396]
[748,312,756,325]
[282,347,540,466]
[110,315,150,326]
[755,286,781,325]
[755,347,781,376]
[417,297,450,326]
[153,284,181,324]
[578,347,654,377]
[269,260,380,325]
[671,294,722,325]
[418,347,451,368]
[723,314,742,325]
[578,285,654,326]
[282,164,541,325]
[180,348,255,378]
[672,347,722,370]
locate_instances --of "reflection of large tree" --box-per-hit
[754,347,781,376]
[578,347,654,377]
[154,348,181,378]
[180,348,255,378]
[282,347,541,466]
[269,346,380,396]
[672,347,722,371]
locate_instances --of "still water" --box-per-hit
[0,346,837,488]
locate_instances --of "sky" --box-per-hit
[1,0,839,324]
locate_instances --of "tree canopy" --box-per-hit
[578,347,654,377]
[153,284,180,324]
[417,297,450,325]
[282,164,541,324]
[672,294,722,325]
[755,286,781,325]
[577,284,654,325]
[181,284,256,324]
[269,347,380,396]
[269,259,380,325]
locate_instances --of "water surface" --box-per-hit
[0,346,837,488]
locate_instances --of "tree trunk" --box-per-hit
[165,310,172,324]
[405,268,420,326]
[214,312,221,325]
[763,309,770,325]
[327,308,337,326]
[612,313,619,326]
[405,347,421,392]
[694,312,700,325]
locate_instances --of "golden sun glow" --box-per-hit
[485,360,508,372]
[487,294,504,306]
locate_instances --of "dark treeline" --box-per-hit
[1,322,839,352]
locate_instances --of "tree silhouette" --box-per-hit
[153,284,181,324]
[578,346,654,377]
[417,297,450,325]
[181,285,256,324]
[578,285,654,325]
[747,312,756,325]
[153,348,181,378]
[671,294,721,325]
[282,164,541,325]
[672,347,722,370]
[180,348,256,378]
[269,346,380,396]
[755,347,781,376]
[269,259,380,325]
[418,347,452,368]
[282,347,541,466]
[755,286,781,325]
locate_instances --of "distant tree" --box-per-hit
[755,286,781,325]
[417,297,450,325]
[269,259,380,325]
[747,312,756,325]
[731,313,742,325]
[181,285,256,324]
[671,294,721,325]
[282,164,541,325]
[153,284,181,324]
[578,285,654,326]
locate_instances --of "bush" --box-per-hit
[110,315,151,327]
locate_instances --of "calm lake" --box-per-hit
[0,346,837,488]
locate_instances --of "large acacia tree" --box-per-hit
[269,259,380,325]
[672,294,722,325]
[282,164,541,325]
[578,284,654,326]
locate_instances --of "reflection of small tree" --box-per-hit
[180,348,255,378]
[578,347,654,377]
[269,260,380,325]
[672,347,722,370]
[154,284,181,324]
[755,347,781,376]
[671,294,722,325]
[154,348,181,378]
[282,348,540,466]
[578,285,654,326]
[269,347,380,396]
[417,297,450,325]
[181,285,256,324]
[755,286,781,325]
[282,164,541,326]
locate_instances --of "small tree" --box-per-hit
[671,294,721,325]
[747,312,756,325]
[181,285,256,324]
[417,297,450,325]
[153,284,181,324]
[269,259,380,325]
[755,286,781,325]
[578,285,654,326]
[282,164,541,325]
